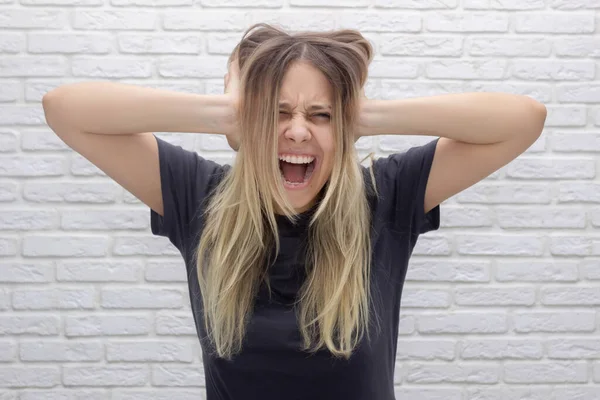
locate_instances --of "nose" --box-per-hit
[283,115,311,143]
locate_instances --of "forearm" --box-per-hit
[43,81,236,136]
[358,92,546,144]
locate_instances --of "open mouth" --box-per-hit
[278,157,317,189]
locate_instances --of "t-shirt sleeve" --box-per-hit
[373,137,441,236]
[150,134,226,253]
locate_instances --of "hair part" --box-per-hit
[194,23,379,361]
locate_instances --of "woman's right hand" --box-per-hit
[224,57,241,152]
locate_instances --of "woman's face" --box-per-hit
[277,61,335,214]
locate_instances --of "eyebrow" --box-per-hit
[278,101,332,111]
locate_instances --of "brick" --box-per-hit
[0,81,20,102]
[290,0,360,8]
[375,0,457,8]
[380,35,463,56]
[541,287,600,306]
[151,365,204,386]
[0,316,60,336]
[0,367,59,387]
[555,37,600,57]
[0,33,24,53]
[496,261,579,282]
[557,84,600,103]
[155,313,196,336]
[72,58,152,78]
[106,341,194,362]
[456,183,551,204]
[23,181,120,203]
[552,132,600,152]
[460,339,543,360]
[0,105,48,125]
[0,182,18,202]
[547,338,600,359]
[0,209,58,230]
[63,365,148,386]
[23,235,108,257]
[0,56,66,77]
[545,106,587,127]
[163,11,248,31]
[0,342,16,362]
[515,13,595,33]
[406,260,490,282]
[145,260,187,282]
[469,37,551,57]
[1,263,53,283]
[426,60,507,79]
[74,11,157,30]
[19,341,103,362]
[550,0,600,9]
[112,0,190,4]
[118,34,202,54]
[464,0,545,9]
[454,287,536,306]
[0,237,17,257]
[581,260,600,280]
[456,234,544,256]
[506,158,594,179]
[512,61,595,81]
[0,131,18,152]
[101,288,183,309]
[0,154,64,176]
[19,390,106,400]
[550,236,592,256]
[158,56,227,79]
[504,362,587,383]
[113,236,180,256]
[426,13,508,32]
[28,33,111,54]
[20,130,71,151]
[401,288,451,308]
[12,288,96,310]
[61,209,148,230]
[203,0,282,6]
[65,315,151,337]
[0,10,67,29]
[337,12,421,32]
[412,235,452,256]
[58,260,142,282]
[406,363,499,383]
[513,311,595,332]
[396,339,455,360]
[418,313,508,334]
[496,207,586,228]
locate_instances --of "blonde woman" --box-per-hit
[43,23,546,400]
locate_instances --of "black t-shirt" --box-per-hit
[150,134,441,400]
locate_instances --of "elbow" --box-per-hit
[524,97,547,139]
[42,89,70,135]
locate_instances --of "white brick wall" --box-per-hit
[0,0,599,398]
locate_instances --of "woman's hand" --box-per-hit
[224,57,241,151]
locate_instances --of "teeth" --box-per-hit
[278,154,315,164]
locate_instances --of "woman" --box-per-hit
[42,23,546,400]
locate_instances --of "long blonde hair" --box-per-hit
[194,23,378,360]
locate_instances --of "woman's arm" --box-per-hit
[356,92,547,214]
[357,92,546,144]
[43,81,237,137]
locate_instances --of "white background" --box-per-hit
[1,0,600,399]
